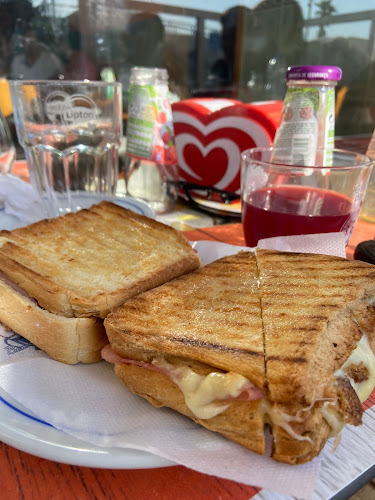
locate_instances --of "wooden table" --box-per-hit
[1,216,374,500]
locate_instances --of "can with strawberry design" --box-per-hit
[125,67,178,213]
[272,65,342,166]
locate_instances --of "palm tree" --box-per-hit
[315,0,336,38]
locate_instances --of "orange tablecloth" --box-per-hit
[184,220,374,260]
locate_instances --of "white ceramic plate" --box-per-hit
[0,387,174,469]
[0,195,155,231]
[0,195,168,468]
[111,195,155,219]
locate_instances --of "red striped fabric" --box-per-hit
[363,386,375,411]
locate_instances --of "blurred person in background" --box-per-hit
[124,12,164,69]
[203,6,251,98]
[10,29,63,80]
[204,1,304,101]
[116,12,166,106]
[245,0,304,100]
[62,17,99,81]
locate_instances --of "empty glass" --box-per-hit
[10,80,122,218]
[0,109,15,175]
[0,109,16,209]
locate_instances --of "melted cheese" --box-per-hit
[321,333,375,436]
[151,358,254,419]
[147,328,375,436]
[263,402,312,442]
[321,403,345,438]
[335,333,375,403]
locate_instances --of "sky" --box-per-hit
[143,0,375,40]
[35,0,375,18]
[33,0,375,40]
[153,0,374,18]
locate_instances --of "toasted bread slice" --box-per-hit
[0,273,107,364]
[105,252,265,387]
[104,252,266,455]
[256,249,375,406]
[0,201,200,319]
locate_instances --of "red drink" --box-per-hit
[242,185,353,247]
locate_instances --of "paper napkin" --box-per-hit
[0,234,348,499]
[0,174,44,225]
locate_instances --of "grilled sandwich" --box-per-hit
[257,250,375,463]
[103,249,375,464]
[0,201,200,364]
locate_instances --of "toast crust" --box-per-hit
[0,278,107,364]
[0,201,200,319]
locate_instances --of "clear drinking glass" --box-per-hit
[9,80,122,218]
[241,147,373,247]
[359,167,375,223]
[0,109,15,175]
[0,108,16,209]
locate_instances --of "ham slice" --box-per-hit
[101,344,263,401]
[0,271,38,304]
[101,344,168,375]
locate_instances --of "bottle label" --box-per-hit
[272,87,319,165]
[324,88,335,166]
[126,83,177,165]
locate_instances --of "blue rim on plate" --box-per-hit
[0,195,168,468]
[0,394,50,426]
[0,388,174,469]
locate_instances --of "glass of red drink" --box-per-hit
[241,147,373,247]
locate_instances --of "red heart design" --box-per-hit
[183,144,228,186]
[172,99,282,192]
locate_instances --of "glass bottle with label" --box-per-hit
[272,65,342,166]
[124,66,178,213]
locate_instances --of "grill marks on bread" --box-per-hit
[105,252,265,389]
[256,250,375,405]
[166,336,264,358]
[0,201,200,319]
[106,249,375,396]
[104,249,375,465]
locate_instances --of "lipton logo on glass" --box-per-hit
[45,91,97,125]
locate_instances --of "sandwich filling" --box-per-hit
[0,271,37,303]
[337,333,375,403]
[102,331,375,441]
[150,357,263,419]
[322,333,375,437]
[101,345,263,419]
